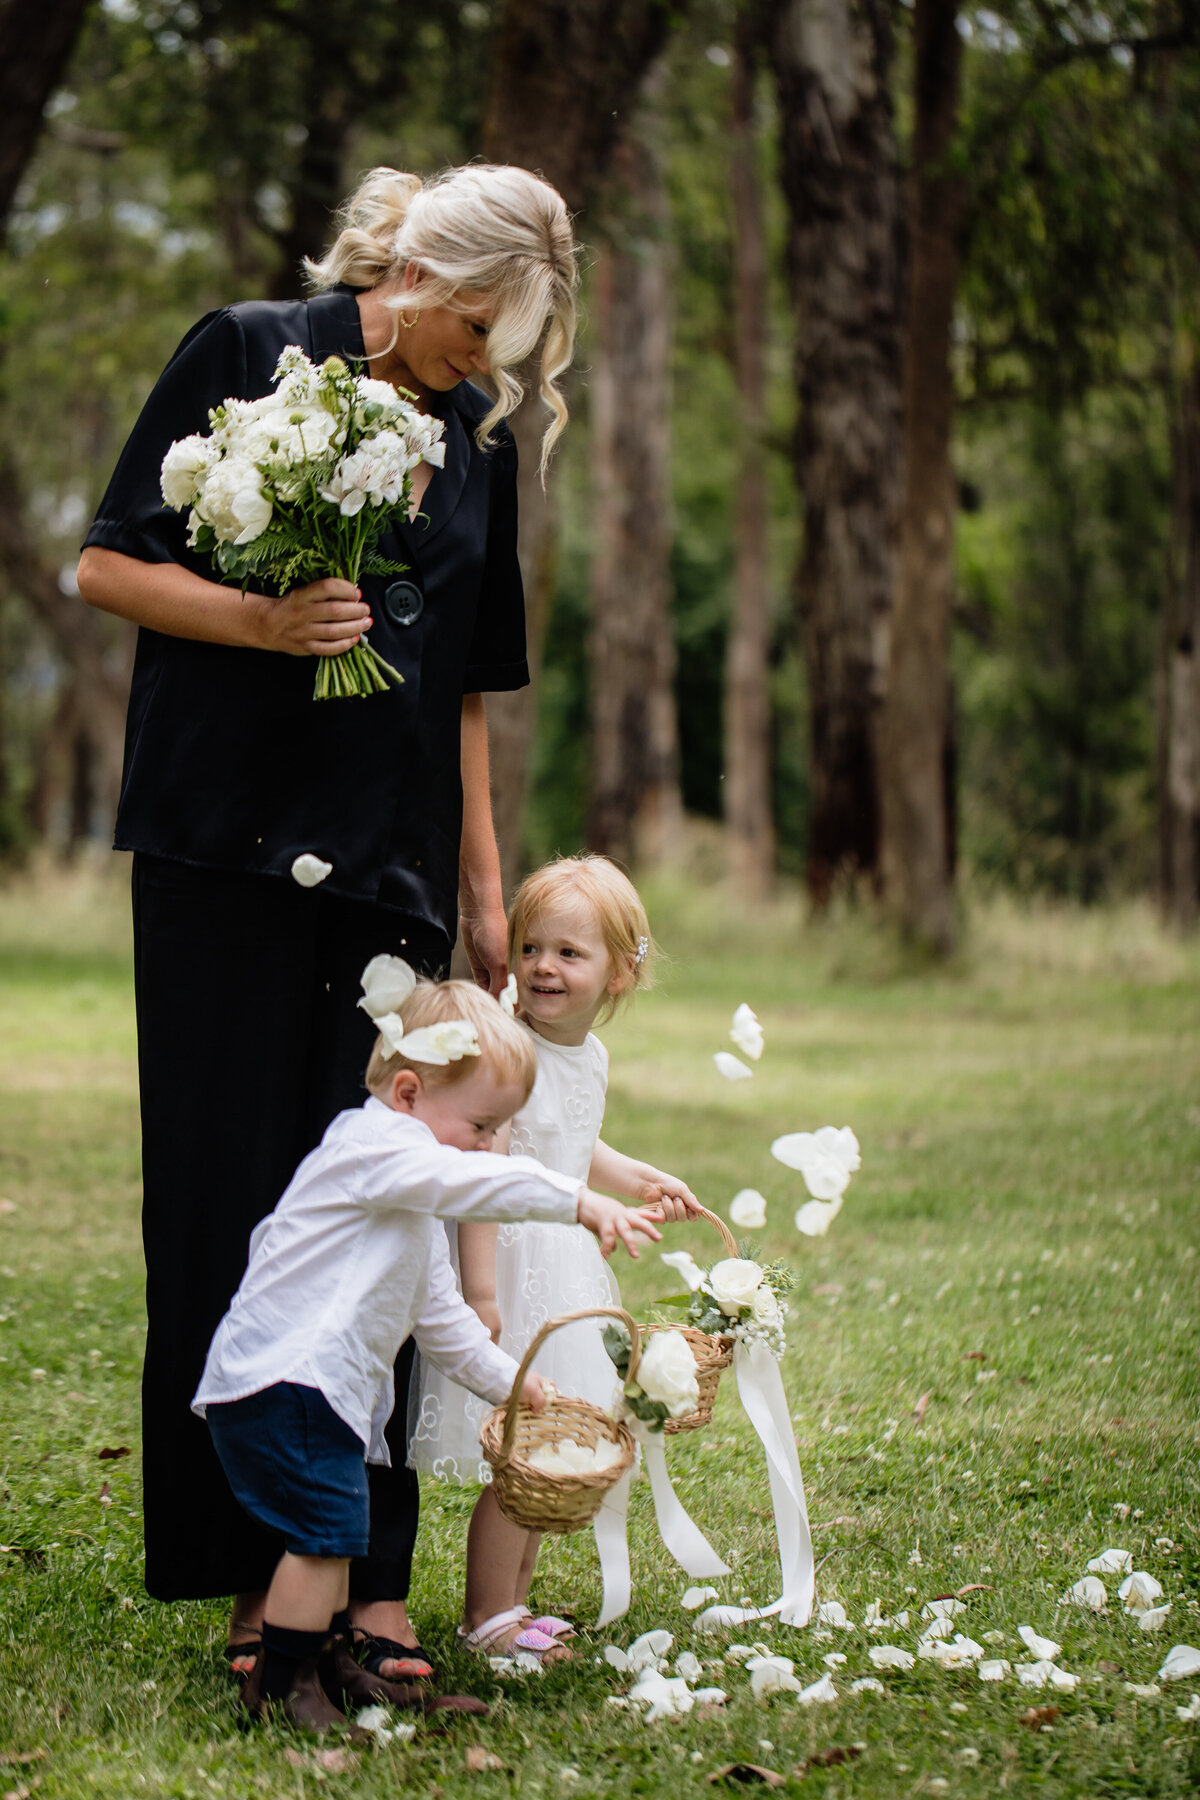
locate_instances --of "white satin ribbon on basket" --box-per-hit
[694,1339,815,1631]
[591,1433,731,1628]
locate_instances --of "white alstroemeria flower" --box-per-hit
[977,1659,1011,1682]
[404,416,448,468]
[797,1672,838,1706]
[661,1250,706,1292]
[713,1051,753,1082]
[161,434,220,509]
[1017,1626,1060,1661]
[499,972,518,1017]
[355,376,403,410]
[1087,1548,1133,1575]
[794,1196,843,1237]
[396,1020,481,1065]
[868,1646,914,1671]
[290,852,332,888]
[1120,1572,1164,1615]
[681,1585,719,1611]
[707,1257,764,1316]
[1139,1605,1173,1633]
[633,1332,700,1419]
[730,1003,764,1060]
[194,454,273,545]
[1175,1693,1200,1721]
[1159,1646,1200,1683]
[729,1188,767,1230]
[746,1655,802,1700]
[674,1652,704,1683]
[850,1677,885,1694]
[1063,1576,1108,1610]
[359,954,418,1019]
[771,1130,857,1200]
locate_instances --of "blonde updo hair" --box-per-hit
[365,977,538,1100]
[507,855,655,1027]
[305,164,579,477]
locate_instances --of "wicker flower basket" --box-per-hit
[649,1203,738,1435]
[480,1306,639,1535]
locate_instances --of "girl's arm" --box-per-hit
[458,693,508,995]
[457,1221,501,1343]
[588,1140,698,1211]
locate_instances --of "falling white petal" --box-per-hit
[358,952,417,1018]
[1064,1577,1108,1611]
[1157,1645,1200,1683]
[1087,1548,1133,1575]
[499,971,518,1017]
[1120,1572,1164,1615]
[290,852,332,888]
[661,1251,707,1293]
[730,1003,765,1060]
[1017,1626,1061,1661]
[794,1197,842,1237]
[812,1125,861,1171]
[1139,1605,1173,1633]
[681,1584,719,1611]
[770,1132,852,1199]
[729,1188,768,1230]
[714,1051,753,1082]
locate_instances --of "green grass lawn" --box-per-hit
[1,860,1198,1798]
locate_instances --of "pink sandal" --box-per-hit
[458,1606,573,1661]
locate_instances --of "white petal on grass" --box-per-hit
[1017,1660,1078,1691]
[977,1660,1011,1682]
[922,1598,968,1622]
[747,1655,803,1700]
[730,1004,764,1060]
[604,1645,631,1673]
[629,1667,694,1721]
[697,1605,768,1633]
[823,1653,848,1668]
[850,1678,885,1694]
[1120,1572,1165,1615]
[674,1651,704,1683]
[1125,1682,1162,1699]
[628,1630,674,1672]
[290,852,332,888]
[794,1197,843,1237]
[1175,1694,1200,1721]
[869,1646,915,1671]
[714,1051,753,1082]
[723,1644,757,1664]
[1139,1605,1173,1633]
[1017,1626,1061,1661]
[681,1584,719,1611]
[1064,1577,1108,1611]
[692,1687,728,1706]
[919,1617,956,1646]
[816,1601,850,1629]
[1158,1645,1200,1683]
[1087,1548,1133,1575]
[729,1188,768,1230]
[797,1672,839,1706]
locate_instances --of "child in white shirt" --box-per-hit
[193,975,663,1732]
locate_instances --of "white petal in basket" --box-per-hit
[1064,1577,1108,1611]
[358,952,417,1019]
[730,1004,764,1060]
[714,1051,753,1082]
[1120,1572,1164,1615]
[794,1196,844,1237]
[1087,1548,1133,1575]
[729,1188,768,1230]
[290,852,332,888]
[1159,1645,1200,1684]
[1017,1626,1061,1661]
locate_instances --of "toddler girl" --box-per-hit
[411,856,697,1660]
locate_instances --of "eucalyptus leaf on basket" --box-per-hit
[159,345,446,700]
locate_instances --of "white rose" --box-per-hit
[194,455,272,545]
[751,1284,781,1326]
[160,434,218,509]
[706,1257,764,1317]
[359,953,417,1019]
[729,1188,767,1230]
[730,1002,764,1060]
[634,1331,699,1419]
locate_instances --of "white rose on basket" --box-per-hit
[635,1332,700,1420]
[751,1285,781,1327]
[707,1257,765,1317]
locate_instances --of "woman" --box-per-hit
[76,164,578,1703]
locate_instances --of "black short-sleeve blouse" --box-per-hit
[83,285,529,942]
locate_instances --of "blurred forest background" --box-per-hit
[0,0,1198,955]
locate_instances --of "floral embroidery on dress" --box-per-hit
[564,1083,593,1131]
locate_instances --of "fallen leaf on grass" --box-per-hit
[794,1746,862,1775]
[707,1765,784,1788]
[97,1446,130,1461]
[961,1351,987,1362]
[0,1756,46,1770]
[911,1392,931,1426]
[465,1747,506,1774]
[98,1484,112,1507]
[955,1584,994,1599]
[1020,1705,1060,1733]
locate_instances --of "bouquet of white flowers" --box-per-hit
[657,1248,796,1362]
[603,1321,700,1432]
[159,345,446,700]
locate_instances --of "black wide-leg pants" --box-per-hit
[132,854,451,1603]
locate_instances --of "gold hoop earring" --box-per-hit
[399,308,419,329]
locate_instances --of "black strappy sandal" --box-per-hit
[221,1636,262,1687]
[351,1628,434,1681]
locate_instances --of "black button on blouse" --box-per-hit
[83,286,529,943]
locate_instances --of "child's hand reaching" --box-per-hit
[637,1172,701,1225]
[577,1188,663,1259]
[520,1370,547,1411]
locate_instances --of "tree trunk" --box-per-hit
[587,86,683,869]
[878,0,965,954]
[481,0,677,887]
[0,0,92,227]
[768,0,903,907]
[724,7,775,898]
[1158,352,1200,928]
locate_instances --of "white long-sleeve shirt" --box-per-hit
[192,1097,582,1462]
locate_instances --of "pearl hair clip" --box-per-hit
[634,935,649,966]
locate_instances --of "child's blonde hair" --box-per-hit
[507,855,655,1027]
[304,163,579,478]
[365,978,538,1099]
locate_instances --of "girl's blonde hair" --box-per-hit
[305,163,579,478]
[365,977,537,1098]
[507,855,655,1027]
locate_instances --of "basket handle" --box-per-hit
[690,1202,738,1258]
[494,1305,642,1470]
